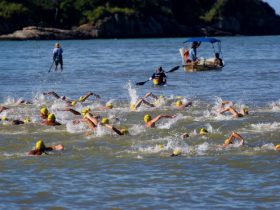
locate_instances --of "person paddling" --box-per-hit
[53,43,63,71]
[149,67,167,85]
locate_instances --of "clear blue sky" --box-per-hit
[264,0,280,14]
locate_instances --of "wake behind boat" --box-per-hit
[179,37,224,72]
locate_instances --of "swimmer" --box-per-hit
[100,118,129,135]
[0,116,25,125]
[41,113,61,126]
[40,107,49,120]
[223,131,244,148]
[144,114,176,128]
[175,100,192,110]
[28,140,64,156]
[44,91,99,106]
[220,106,249,118]
[130,98,155,111]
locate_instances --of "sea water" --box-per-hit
[0,36,280,209]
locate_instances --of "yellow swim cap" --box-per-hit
[159,95,165,99]
[275,144,280,150]
[71,101,77,106]
[1,116,7,121]
[172,149,182,156]
[106,103,113,109]
[130,104,136,111]
[176,100,183,107]
[81,108,90,117]
[40,107,48,116]
[200,128,208,135]
[23,117,30,123]
[35,140,46,150]
[144,114,152,123]
[48,113,56,121]
[121,128,129,135]
[153,79,160,85]
[101,118,109,124]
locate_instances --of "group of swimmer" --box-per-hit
[1,88,280,157]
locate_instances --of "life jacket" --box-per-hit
[152,73,166,85]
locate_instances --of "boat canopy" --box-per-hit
[183,37,220,44]
[183,37,222,55]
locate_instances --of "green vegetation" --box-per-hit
[0,0,278,36]
[85,6,136,23]
[0,1,28,19]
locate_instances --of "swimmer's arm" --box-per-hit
[232,131,244,145]
[58,108,81,115]
[85,118,97,131]
[142,99,155,107]
[0,105,8,113]
[152,114,176,124]
[79,92,93,102]
[44,91,60,99]
[144,92,158,100]
[103,124,123,135]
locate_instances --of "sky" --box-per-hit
[263,0,280,15]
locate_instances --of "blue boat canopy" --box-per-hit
[184,37,220,44]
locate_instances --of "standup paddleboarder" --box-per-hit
[53,43,63,71]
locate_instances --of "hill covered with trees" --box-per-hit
[0,0,279,39]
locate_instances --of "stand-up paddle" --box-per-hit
[48,60,55,73]
[136,66,180,86]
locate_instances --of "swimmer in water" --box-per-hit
[0,116,25,125]
[219,101,248,118]
[175,100,192,110]
[220,106,249,118]
[40,107,49,120]
[44,91,100,106]
[130,92,165,111]
[41,113,61,126]
[144,114,176,128]
[28,140,64,156]
[223,131,244,148]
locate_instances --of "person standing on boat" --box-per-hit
[149,67,167,85]
[188,41,201,63]
[53,43,63,71]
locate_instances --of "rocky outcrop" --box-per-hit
[0,26,91,40]
[0,0,280,40]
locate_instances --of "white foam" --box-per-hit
[66,120,89,133]
[249,122,280,132]
[127,81,138,104]
[157,113,183,129]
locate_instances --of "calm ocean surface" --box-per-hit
[0,36,280,209]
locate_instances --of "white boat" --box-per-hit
[179,37,224,72]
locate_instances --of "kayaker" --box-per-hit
[149,67,167,85]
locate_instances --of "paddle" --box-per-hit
[48,60,55,73]
[136,66,180,86]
